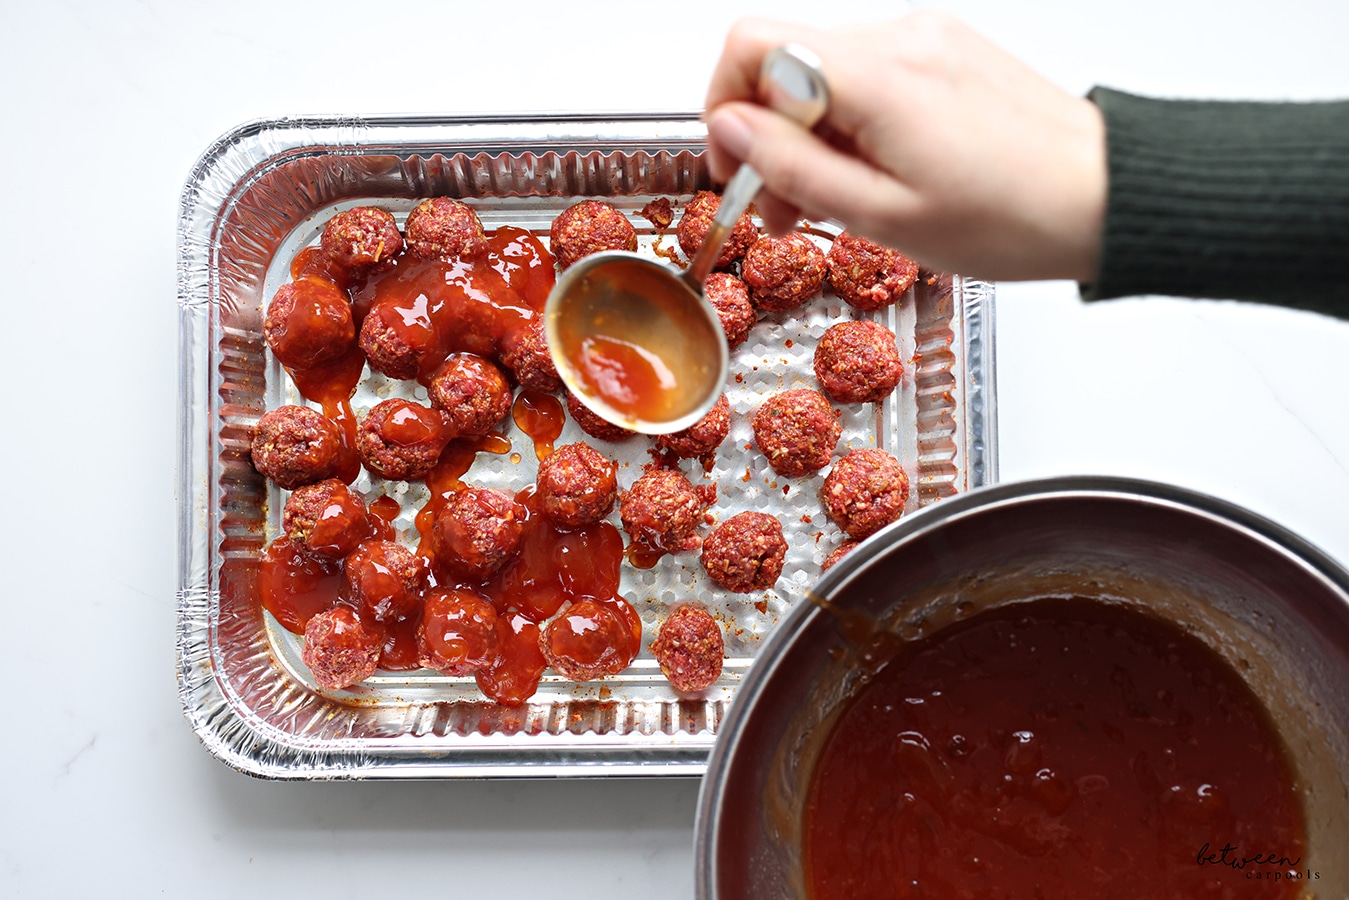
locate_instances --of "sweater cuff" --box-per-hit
[1082,86,1349,318]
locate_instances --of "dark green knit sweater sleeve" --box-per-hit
[1083,87,1349,319]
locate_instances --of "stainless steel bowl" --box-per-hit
[695,476,1349,897]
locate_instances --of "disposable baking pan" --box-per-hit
[176,113,998,779]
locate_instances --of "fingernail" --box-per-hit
[707,109,753,161]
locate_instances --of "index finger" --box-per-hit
[704,18,825,114]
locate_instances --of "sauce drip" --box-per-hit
[803,598,1306,899]
[511,389,565,460]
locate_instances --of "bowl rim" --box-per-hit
[693,474,1349,898]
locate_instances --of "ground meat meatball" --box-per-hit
[320,206,403,271]
[404,197,487,261]
[821,539,859,571]
[825,231,920,311]
[427,353,513,436]
[741,233,827,311]
[344,539,429,622]
[499,318,564,393]
[566,391,637,443]
[752,389,842,478]
[619,467,711,554]
[539,597,641,681]
[417,588,500,676]
[301,607,382,691]
[704,272,756,348]
[536,442,618,528]
[251,405,343,489]
[650,604,725,693]
[656,393,731,461]
[282,478,370,559]
[700,511,788,593]
[263,278,355,370]
[676,190,757,270]
[813,319,904,404]
[821,448,910,539]
[432,487,526,580]
[356,399,454,481]
[549,200,637,270]
[358,300,433,381]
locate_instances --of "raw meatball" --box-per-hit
[536,442,618,528]
[650,604,725,693]
[821,539,860,571]
[358,299,432,381]
[356,399,454,481]
[640,197,674,229]
[539,598,641,681]
[251,405,342,489]
[417,588,500,676]
[499,318,563,393]
[432,487,526,580]
[344,539,429,622]
[282,478,370,559]
[704,272,755,348]
[700,511,787,593]
[676,190,757,270]
[752,389,841,478]
[320,206,403,270]
[741,233,826,311]
[656,393,731,462]
[404,197,487,260]
[549,200,637,270]
[822,448,910,539]
[263,278,354,369]
[427,353,513,436]
[301,607,382,691]
[825,231,919,311]
[619,467,712,554]
[566,391,636,443]
[813,320,904,403]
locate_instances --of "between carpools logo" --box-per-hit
[1196,842,1320,884]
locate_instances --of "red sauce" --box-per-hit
[351,228,551,379]
[259,225,639,700]
[542,596,642,677]
[368,495,401,524]
[488,486,624,622]
[303,487,374,558]
[291,245,354,290]
[280,330,366,485]
[259,537,342,634]
[377,614,421,671]
[477,611,547,706]
[511,389,565,460]
[567,334,680,422]
[382,401,448,446]
[803,598,1306,899]
[414,433,511,557]
[487,226,555,311]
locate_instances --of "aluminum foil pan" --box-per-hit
[176,113,998,779]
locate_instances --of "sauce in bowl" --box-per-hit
[803,597,1305,898]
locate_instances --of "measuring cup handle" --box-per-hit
[682,44,829,292]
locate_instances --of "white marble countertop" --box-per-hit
[3,1,1347,896]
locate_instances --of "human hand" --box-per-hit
[704,12,1107,283]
